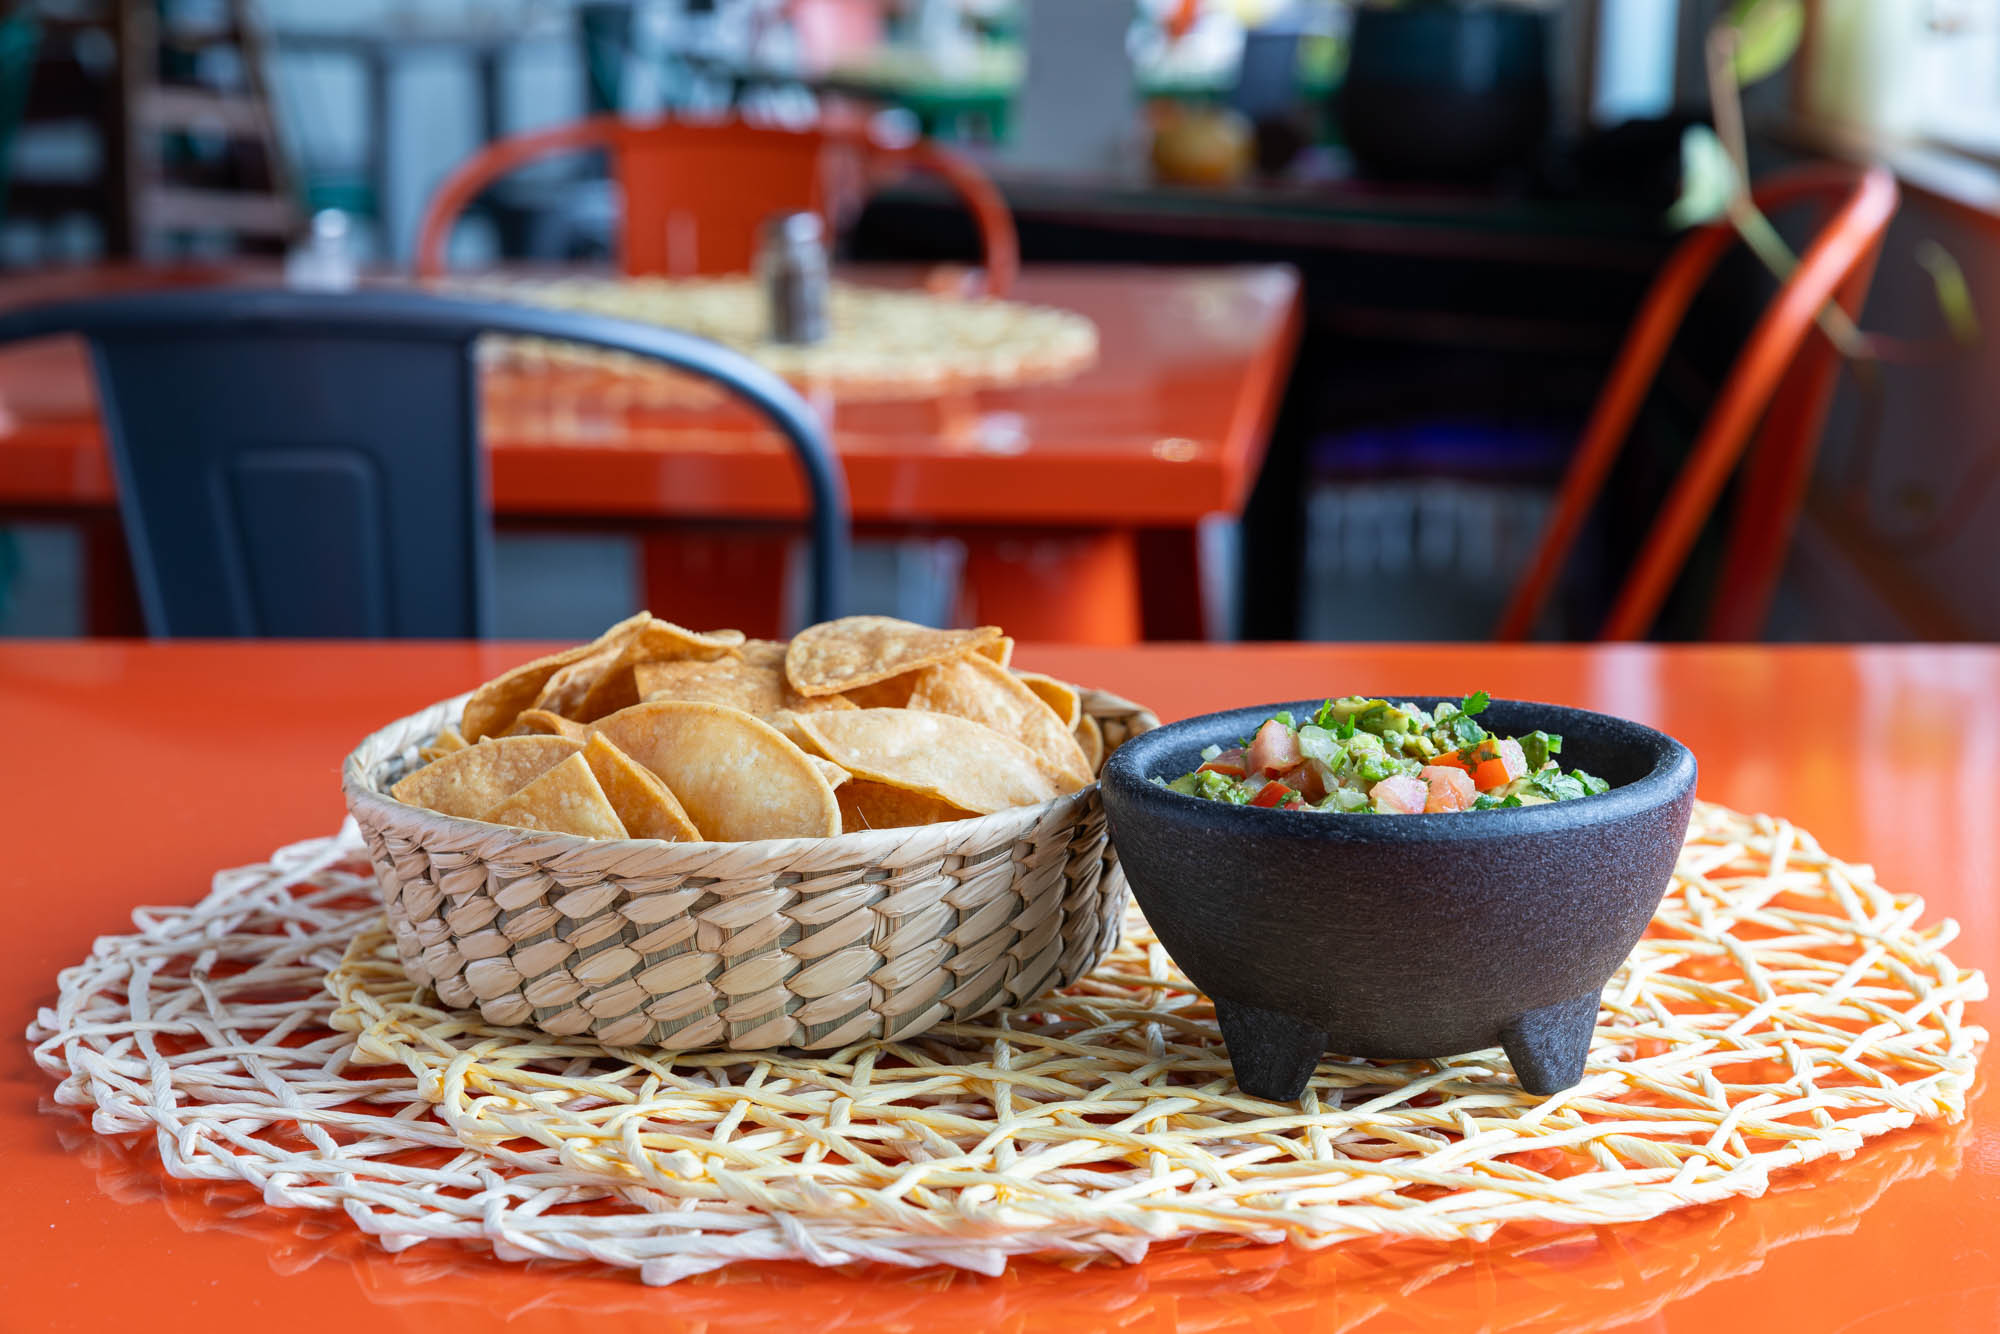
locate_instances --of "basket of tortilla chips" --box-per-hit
[341,613,1157,1051]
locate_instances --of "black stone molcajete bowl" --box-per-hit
[1100,698,1696,1102]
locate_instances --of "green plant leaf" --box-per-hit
[1915,240,1982,345]
[1727,0,1804,86]
[1668,124,1740,229]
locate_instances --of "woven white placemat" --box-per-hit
[29,803,1986,1286]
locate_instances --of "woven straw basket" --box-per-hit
[342,685,1157,1052]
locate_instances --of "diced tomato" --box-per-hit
[1429,749,1471,773]
[1369,773,1428,814]
[1471,737,1528,792]
[1249,780,1296,808]
[1198,757,1247,778]
[1276,762,1326,803]
[1420,764,1477,812]
[1248,719,1301,777]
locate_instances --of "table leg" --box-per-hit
[639,528,792,639]
[956,529,1142,645]
[1237,329,1318,640]
[81,511,144,636]
[1137,526,1209,641]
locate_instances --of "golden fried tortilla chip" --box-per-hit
[1075,710,1104,775]
[478,751,628,839]
[784,616,1003,697]
[976,636,1015,668]
[390,735,581,818]
[535,617,746,722]
[737,638,788,668]
[836,780,974,833]
[418,726,470,763]
[459,611,651,741]
[792,710,1059,815]
[505,709,587,740]
[580,733,699,842]
[907,654,1091,791]
[531,644,624,719]
[632,658,855,722]
[1013,671,1081,730]
[842,673,920,709]
[805,755,850,791]
[590,701,839,841]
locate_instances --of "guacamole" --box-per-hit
[1160,693,1611,814]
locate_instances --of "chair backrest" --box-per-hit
[413,113,1019,295]
[0,287,849,637]
[1494,164,1898,642]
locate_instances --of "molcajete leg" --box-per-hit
[1214,997,1327,1102]
[1500,990,1603,1095]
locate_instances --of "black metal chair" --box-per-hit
[0,287,849,636]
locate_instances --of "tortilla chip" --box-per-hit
[580,733,699,842]
[841,672,923,709]
[836,780,974,833]
[531,644,624,719]
[806,755,851,791]
[418,726,469,763]
[459,611,650,741]
[390,735,581,818]
[784,616,1003,697]
[633,657,852,718]
[590,701,840,841]
[1013,671,1081,730]
[792,710,1059,816]
[478,751,628,839]
[1075,710,1104,775]
[505,709,587,740]
[590,620,751,721]
[906,654,1091,791]
[738,638,788,668]
[976,636,1015,668]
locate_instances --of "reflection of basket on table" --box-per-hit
[456,275,1100,406]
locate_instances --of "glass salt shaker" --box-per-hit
[759,211,829,345]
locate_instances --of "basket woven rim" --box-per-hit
[341,682,1159,861]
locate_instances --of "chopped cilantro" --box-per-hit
[1459,690,1490,717]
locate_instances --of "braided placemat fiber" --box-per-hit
[30,803,1986,1286]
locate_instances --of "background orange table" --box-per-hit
[0,265,1301,641]
[1,640,1994,1331]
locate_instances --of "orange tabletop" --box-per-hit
[0,265,1300,525]
[0,264,1300,641]
[2,641,1994,1333]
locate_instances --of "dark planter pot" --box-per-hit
[1337,4,1551,182]
[1100,698,1696,1102]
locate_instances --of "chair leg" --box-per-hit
[1136,526,1208,640]
[956,528,1142,644]
[639,528,792,639]
[81,511,144,636]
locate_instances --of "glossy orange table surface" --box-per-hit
[0,265,1300,524]
[2,641,1994,1333]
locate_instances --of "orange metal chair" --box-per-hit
[414,113,1019,294]
[1495,164,1898,642]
